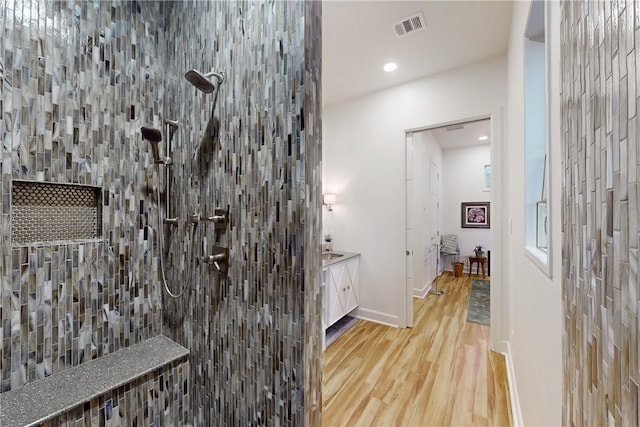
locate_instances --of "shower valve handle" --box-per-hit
[189,209,228,231]
[202,246,229,275]
[204,209,229,230]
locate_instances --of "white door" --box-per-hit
[404,133,414,328]
[426,160,440,281]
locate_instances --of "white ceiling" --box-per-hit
[322,0,514,106]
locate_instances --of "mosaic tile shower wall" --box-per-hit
[159,1,323,425]
[1,0,322,424]
[0,0,169,392]
[562,1,640,425]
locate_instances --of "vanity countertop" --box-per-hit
[321,251,360,268]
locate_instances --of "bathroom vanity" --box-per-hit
[321,251,361,335]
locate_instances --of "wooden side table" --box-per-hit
[468,256,487,277]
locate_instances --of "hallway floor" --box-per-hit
[322,272,512,426]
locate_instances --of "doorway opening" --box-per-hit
[404,116,497,334]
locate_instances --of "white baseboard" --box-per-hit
[355,308,400,328]
[413,280,431,298]
[502,341,523,427]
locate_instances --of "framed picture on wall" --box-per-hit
[484,164,491,191]
[461,202,490,228]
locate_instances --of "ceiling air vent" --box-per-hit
[444,124,465,132]
[393,12,426,38]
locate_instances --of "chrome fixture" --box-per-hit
[142,120,187,298]
[163,119,179,225]
[202,245,229,274]
[323,193,337,211]
[188,209,228,231]
[185,69,226,117]
[185,69,225,93]
[429,243,444,296]
[204,209,228,230]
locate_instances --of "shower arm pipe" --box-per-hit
[204,71,225,84]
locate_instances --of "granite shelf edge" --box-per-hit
[322,251,360,268]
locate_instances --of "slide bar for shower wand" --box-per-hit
[164,119,179,225]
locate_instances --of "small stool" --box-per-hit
[468,256,487,277]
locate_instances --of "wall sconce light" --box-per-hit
[323,193,337,211]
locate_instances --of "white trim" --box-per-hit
[355,308,400,328]
[413,280,432,298]
[502,342,524,427]
[524,246,550,277]
[489,108,507,353]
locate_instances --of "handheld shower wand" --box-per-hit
[141,126,172,165]
[140,121,187,299]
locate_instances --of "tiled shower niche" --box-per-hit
[11,181,102,245]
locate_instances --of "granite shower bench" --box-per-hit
[0,335,189,427]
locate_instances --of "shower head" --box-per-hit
[141,126,162,143]
[141,126,170,165]
[185,69,225,93]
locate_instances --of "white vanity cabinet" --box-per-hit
[323,254,360,327]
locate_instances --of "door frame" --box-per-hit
[403,109,507,352]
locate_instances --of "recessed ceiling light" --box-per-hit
[478,135,489,141]
[383,62,398,73]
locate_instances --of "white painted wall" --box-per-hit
[322,2,563,423]
[322,56,507,328]
[504,1,562,425]
[441,144,492,272]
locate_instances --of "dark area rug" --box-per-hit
[467,279,490,326]
[325,315,359,348]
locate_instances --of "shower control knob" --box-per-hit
[203,253,225,263]
[202,246,229,275]
[205,208,229,230]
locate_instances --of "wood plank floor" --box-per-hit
[322,272,512,427]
